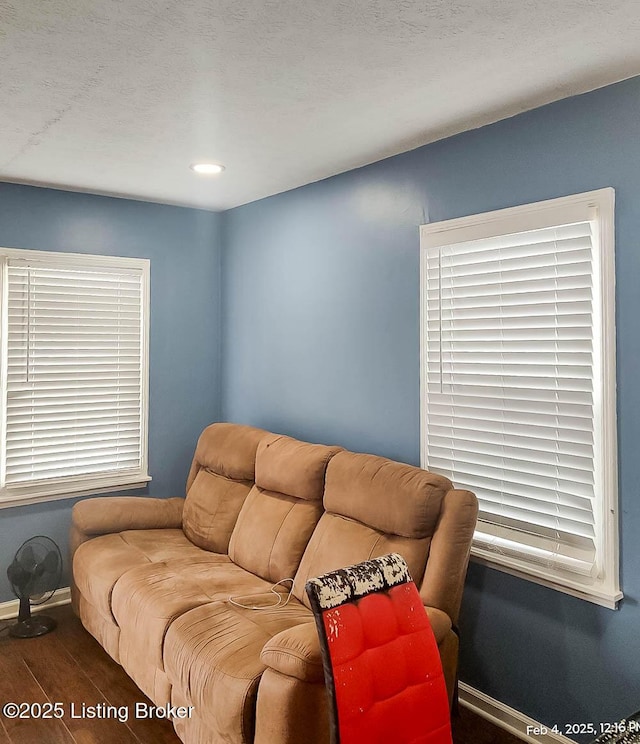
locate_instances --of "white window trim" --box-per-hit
[420,188,621,609]
[0,247,151,509]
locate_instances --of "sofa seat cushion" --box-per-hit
[171,687,221,744]
[73,529,216,621]
[111,558,276,674]
[76,592,121,663]
[164,596,313,742]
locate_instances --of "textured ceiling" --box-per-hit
[2,1,640,211]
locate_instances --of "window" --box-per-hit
[0,248,150,508]
[420,189,620,608]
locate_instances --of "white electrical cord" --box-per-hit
[228,578,295,610]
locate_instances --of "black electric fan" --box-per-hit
[6,536,62,638]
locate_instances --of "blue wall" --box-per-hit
[221,76,640,733]
[0,184,223,602]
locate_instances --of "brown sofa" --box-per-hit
[70,423,477,744]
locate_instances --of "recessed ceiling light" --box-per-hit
[190,162,225,175]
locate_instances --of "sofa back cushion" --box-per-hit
[292,451,452,606]
[228,434,341,583]
[182,423,267,553]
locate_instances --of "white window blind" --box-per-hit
[420,189,620,608]
[0,250,150,506]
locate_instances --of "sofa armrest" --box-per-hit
[69,496,185,614]
[425,606,453,644]
[260,605,451,685]
[420,488,478,624]
[72,496,185,538]
[261,622,325,683]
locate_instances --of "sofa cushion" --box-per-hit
[73,529,214,622]
[323,450,452,538]
[76,592,121,663]
[228,487,323,584]
[112,529,207,561]
[290,451,452,607]
[111,558,274,674]
[171,688,221,744]
[187,422,268,485]
[164,597,313,741]
[183,470,253,553]
[255,433,341,501]
[183,423,267,552]
[228,436,340,583]
[292,513,430,608]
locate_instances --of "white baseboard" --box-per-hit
[0,586,71,621]
[459,681,576,744]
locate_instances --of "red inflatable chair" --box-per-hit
[306,553,453,744]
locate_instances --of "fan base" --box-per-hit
[9,614,57,638]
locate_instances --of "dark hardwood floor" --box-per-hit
[0,605,522,744]
[0,606,179,744]
[453,706,524,744]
